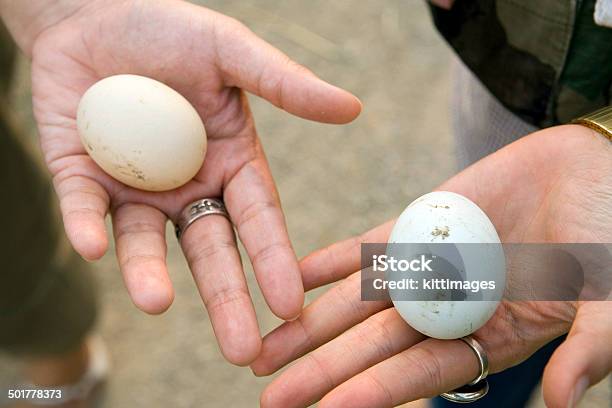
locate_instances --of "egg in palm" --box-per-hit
[77,74,206,191]
[387,191,505,339]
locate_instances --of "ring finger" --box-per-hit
[179,209,261,366]
[319,337,487,408]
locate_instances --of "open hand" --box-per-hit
[253,125,612,407]
[23,0,360,365]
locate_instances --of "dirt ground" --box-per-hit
[1,1,609,407]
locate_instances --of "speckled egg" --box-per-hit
[77,74,206,191]
[386,191,505,339]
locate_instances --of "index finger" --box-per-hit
[210,12,362,124]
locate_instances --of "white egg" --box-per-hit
[77,74,206,191]
[387,191,505,339]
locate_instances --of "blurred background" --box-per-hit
[0,0,609,407]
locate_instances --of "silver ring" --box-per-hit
[175,198,230,240]
[440,336,489,403]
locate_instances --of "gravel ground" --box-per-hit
[1,1,609,407]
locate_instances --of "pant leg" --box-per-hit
[0,24,98,357]
[0,22,15,95]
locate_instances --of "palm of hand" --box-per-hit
[443,124,611,376]
[255,125,612,408]
[29,0,360,365]
[32,0,264,232]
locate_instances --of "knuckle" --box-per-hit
[205,286,250,312]
[115,219,162,238]
[259,57,307,110]
[293,315,316,351]
[121,253,161,271]
[285,59,311,77]
[113,204,164,233]
[189,237,236,267]
[363,371,394,407]
[322,245,341,282]
[274,59,308,109]
[61,191,108,219]
[251,241,292,267]
[358,315,396,359]
[325,241,352,282]
[401,346,443,394]
[334,276,368,320]
[64,206,99,220]
[304,352,336,390]
[236,199,278,227]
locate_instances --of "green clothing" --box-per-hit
[429,0,612,127]
[0,24,97,357]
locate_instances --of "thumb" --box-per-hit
[542,302,612,408]
[209,11,362,124]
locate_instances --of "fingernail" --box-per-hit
[285,311,302,322]
[568,376,589,408]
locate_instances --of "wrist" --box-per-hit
[571,106,612,143]
[0,0,91,57]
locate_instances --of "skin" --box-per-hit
[0,0,361,366]
[2,2,610,406]
[253,125,612,408]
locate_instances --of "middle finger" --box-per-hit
[180,212,261,366]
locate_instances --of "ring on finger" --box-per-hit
[440,336,489,403]
[175,198,230,240]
